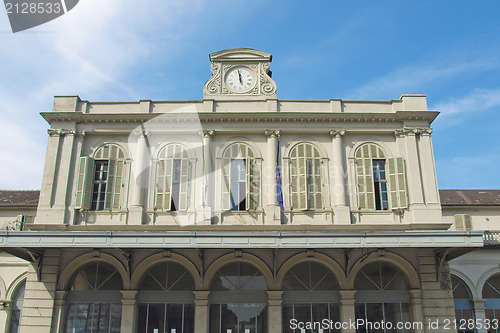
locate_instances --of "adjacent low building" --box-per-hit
[0,48,497,333]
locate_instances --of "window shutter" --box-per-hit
[246,159,259,210]
[113,160,125,210]
[179,159,189,211]
[387,157,408,210]
[356,158,375,210]
[297,155,308,210]
[104,159,116,210]
[454,214,472,231]
[165,157,173,210]
[75,156,94,210]
[222,158,231,210]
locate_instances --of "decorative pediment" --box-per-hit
[203,48,277,100]
[209,48,272,62]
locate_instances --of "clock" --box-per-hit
[225,67,256,93]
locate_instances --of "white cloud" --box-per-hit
[433,88,500,116]
[347,58,500,100]
[0,0,207,189]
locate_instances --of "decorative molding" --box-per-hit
[264,129,280,138]
[395,127,433,138]
[203,48,277,99]
[204,62,221,96]
[201,129,215,138]
[47,129,77,137]
[329,129,346,138]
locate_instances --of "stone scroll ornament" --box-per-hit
[4,0,79,33]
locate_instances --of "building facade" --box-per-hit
[0,48,497,333]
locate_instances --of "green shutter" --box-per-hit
[75,156,94,210]
[165,157,173,210]
[246,159,259,210]
[222,158,231,210]
[356,158,375,210]
[297,152,308,210]
[156,160,166,210]
[387,157,408,209]
[179,159,189,211]
[104,159,116,210]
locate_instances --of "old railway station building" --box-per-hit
[0,48,499,333]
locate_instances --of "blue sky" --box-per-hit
[0,0,499,190]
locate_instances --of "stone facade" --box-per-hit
[0,48,497,333]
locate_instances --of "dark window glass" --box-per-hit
[91,161,108,211]
[373,159,388,210]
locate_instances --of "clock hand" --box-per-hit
[238,70,243,84]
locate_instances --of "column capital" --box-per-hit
[473,299,486,310]
[193,290,210,300]
[264,129,280,138]
[339,289,356,300]
[266,290,283,300]
[120,290,138,300]
[0,299,12,310]
[394,127,419,138]
[329,129,346,138]
[132,129,149,138]
[415,128,432,136]
[48,128,77,137]
[201,129,215,138]
[409,288,423,300]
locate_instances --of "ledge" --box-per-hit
[0,229,483,249]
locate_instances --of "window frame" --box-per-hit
[288,142,324,211]
[155,144,191,212]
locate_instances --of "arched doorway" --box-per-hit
[7,281,25,333]
[483,273,500,333]
[354,261,412,333]
[281,261,340,333]
[209,262,268,333]
[451,275,475,333]
[64,261,123,333]
[136,261,195,333]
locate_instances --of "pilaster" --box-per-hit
[329,130,350,224]
[267,290,283,333]
[129,130,148,225]
[51,291,67,333]
[120,290,138,333]
[395,128,426,222]
[199,130,214,224]
[409,289,424,333]
[19,249,61,333]
[473,299,487,333]
[264,130,281,225]
[339,290,356,333]
[194,291,210,333]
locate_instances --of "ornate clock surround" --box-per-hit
[203,48,277,100]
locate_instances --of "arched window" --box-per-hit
[355,143,407,211]
[75,144,127,211]
[222,143,260,211]
[137,262,195,333]
[289,143,323,210]
[209,262,267,333]
[282,261,340,333]
[155,144,191,211]
[354,262,412,332]
[451,275,475,333]
[64,262,123,333]
[8,281,25,333]
[482,273,500,329]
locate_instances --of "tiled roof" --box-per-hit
[439,189,500,206]
[0,190,40,207]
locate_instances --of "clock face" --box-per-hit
[226,67,255,93]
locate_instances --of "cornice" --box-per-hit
[41,111,439,125]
